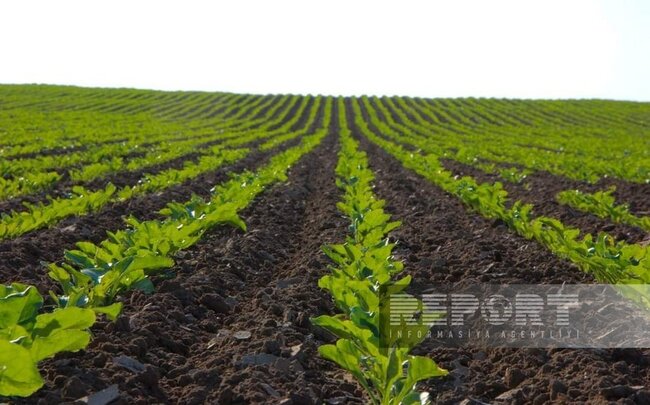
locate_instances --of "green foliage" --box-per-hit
[313,101,446,404]
[2,87,647,401]
[557,187,650,232]
[0,283,95,397]
[116,148,249,200]
[0,171,61,200]
[69,157,124,183]
[0,93,330,242]
[371,95,650,184]
[498,166,529,183]
[0,148,249,241]
[0,184,116,239]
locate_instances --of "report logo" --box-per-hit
[381,284,650,348]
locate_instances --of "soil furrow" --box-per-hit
[176,128,353,404]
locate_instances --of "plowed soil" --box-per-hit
[2,103,649,405]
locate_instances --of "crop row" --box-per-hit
[0,86,225,131]
[312,99,446,404]
[0,93,264,170]
[1,131,227,200]
[1,89,648,401]
[12,89,649,189]
[0,91,281,158]
[557,188,650,232]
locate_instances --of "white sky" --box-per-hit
[0,0,648,100]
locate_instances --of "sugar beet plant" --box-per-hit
[0,184,117,240]
[0,284,96,397]
[312,101,446,405]
[557,187,650,232]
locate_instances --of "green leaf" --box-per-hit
[311,315,354,340]
[32,307,96,337]
[26,307,95,362]
[0,340,43,397]
[75,241,99,257]
[407,355,448,380]
[29,329,92,362]
[0,324,30,344]
[396,356,448,402]
[128,255,175,275]
[402,391,431,405]
[80,267,108,284]
[319,340,367,387]
[0,284,43,329]
[92,302,123,320]
[349,306,379,337]
[383,275,412,295]
[64,249,96,269]
[130,278,155,294]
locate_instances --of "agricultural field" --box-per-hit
[0,84,649,404]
